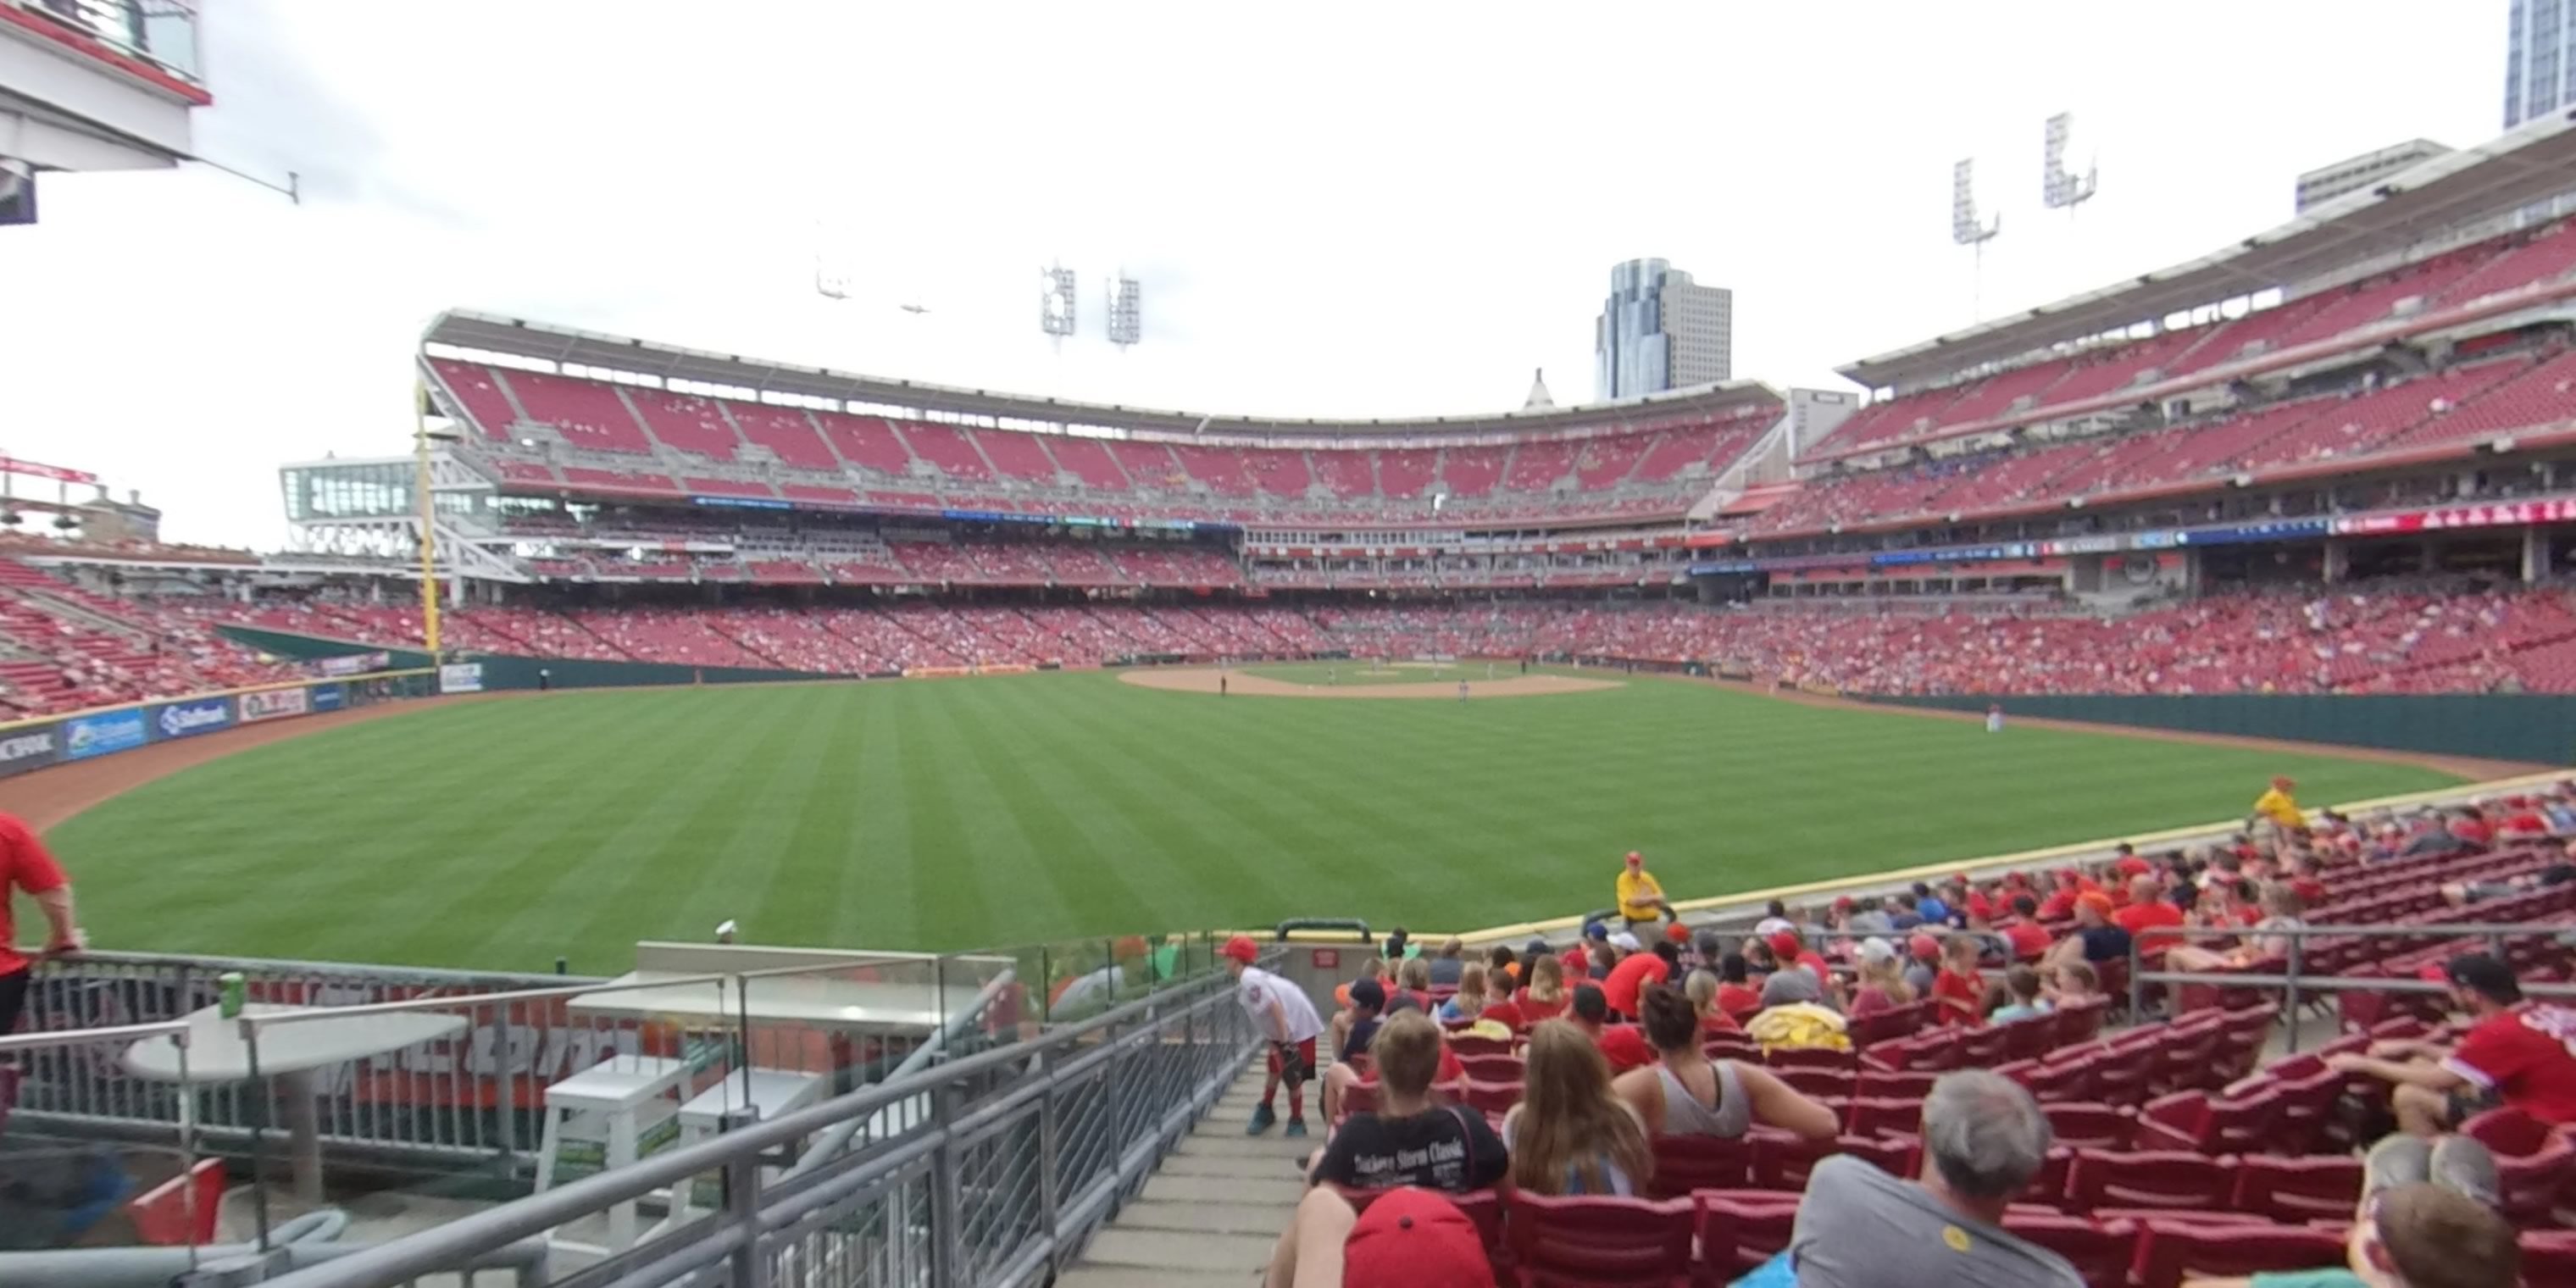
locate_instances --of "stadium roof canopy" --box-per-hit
[1842,108,2576,391]
[422,311,1782,440]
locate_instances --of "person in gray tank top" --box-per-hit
[1613,981,1839,1141]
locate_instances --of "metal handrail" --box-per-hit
[253,967,1252,1288]
[2119,916,2576,1050]
[233,971,736,1030]
[0,1017,191,1052]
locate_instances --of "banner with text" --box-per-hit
[238,687,311,724]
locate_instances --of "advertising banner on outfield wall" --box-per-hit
[319,651,391,677]
[0,724,59,778]
[152,697,234,741]
[438,663,483,694]
[311,683,347,712]
[64,710,148,761]
[238,687,311,723]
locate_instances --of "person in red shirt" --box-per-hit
[2001,894,2054,962]
[1766,930,1829,983]
[1712,952,1763,1019]
[2498,796,2551,839]
[1566,981,1654,1072]
[1486,953,1570,1030]
[2329,954,2576,1135]
[2111,843,2152,880]
[0,812,80,1035]
[2112,876,2186,947]
[2285,855,2331,908]
[1602,941,1674,1019]
[1929,935,1985,1027]
[2036,869,2096,921]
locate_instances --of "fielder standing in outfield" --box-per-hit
[0,811,81,1036]
[1224,935,1324,1138]
[1616,850,1676,937]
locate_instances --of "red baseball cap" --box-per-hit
[1343,1189,1494,1288]
[1221,935,1259,964]
[1665,921,1691,944]
[1767,930,1802,959]
[2077,891,2116,918]
[1907,933,1941,962]
[1624,850,1643,866]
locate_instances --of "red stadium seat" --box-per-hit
[1773,1066,1856,1099]
[1646,1134,1752,1198]
[1845,1096,1925,1138]
[2459,1108,2576,1227]
[1748,1131,1920,1193]
[2523,1230,2576,1285]
[1503,1192,1694,1288]
[2230,1154,2363,1224]
[1457,1052,1525,1082]
[2000,1213,2136,1288]
[2001,1013,2058,1063]
[2064,1150,2239,1215]
[2131,1219,2349,1288]
[2040,1102,2136,1152]
[1958,1025,2012,1068]
[1853,1069,1940,1100]
[1764,1046,1859,1073]
[1463,1078,1523,1119]
[1690,1191,1802,1285]
[2085,1045,2155,1108]
[1701,1036,1758,1063]
[2053,997,2109,1046]
[2130,1088,2280,1155]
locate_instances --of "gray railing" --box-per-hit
[2123,919,2576,1051]
[239,962,1259,1288]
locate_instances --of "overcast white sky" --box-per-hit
[0,2,2512,547]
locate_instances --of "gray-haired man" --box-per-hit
[1787,1069,2081,1286]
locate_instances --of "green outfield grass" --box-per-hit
[49,672,2464,971]
[1236,659,1530,687]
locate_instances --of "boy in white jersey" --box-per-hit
[1224,934,1325,1137]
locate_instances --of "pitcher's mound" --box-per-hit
[1119,668,1622,699]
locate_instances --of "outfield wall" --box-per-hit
[1867,692,2576,767]
[218,626,837,690]
[0,668,437,783]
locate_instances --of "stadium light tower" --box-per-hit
[1041,264,1078,341]
[1951,157,2002,320]
[2042,112,2099,214]
[1106,273,1142,348]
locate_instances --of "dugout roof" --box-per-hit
[1842,108,2576,391]
[423,312,1784,441]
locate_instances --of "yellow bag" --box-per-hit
[1745,1002,1852,1054]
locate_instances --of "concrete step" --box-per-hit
[1113,1198,1300,1235]
[1155,1152,1306,1179]
[1174,1132,1318,1158]
[1141,1173,1307,1206]
[1054,1267,1245,1288]
[1083,1227,1280,1275]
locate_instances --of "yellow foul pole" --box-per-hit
[414,378,442,655]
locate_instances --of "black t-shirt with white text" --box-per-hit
[1307,1105,1507,1192]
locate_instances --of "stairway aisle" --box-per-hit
[1055,1059,1311,1287]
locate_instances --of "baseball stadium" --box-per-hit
[12,9,2576,1288]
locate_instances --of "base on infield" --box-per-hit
[1118,667,1620,699]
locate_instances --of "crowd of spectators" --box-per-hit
[1241,778,2576,1285]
